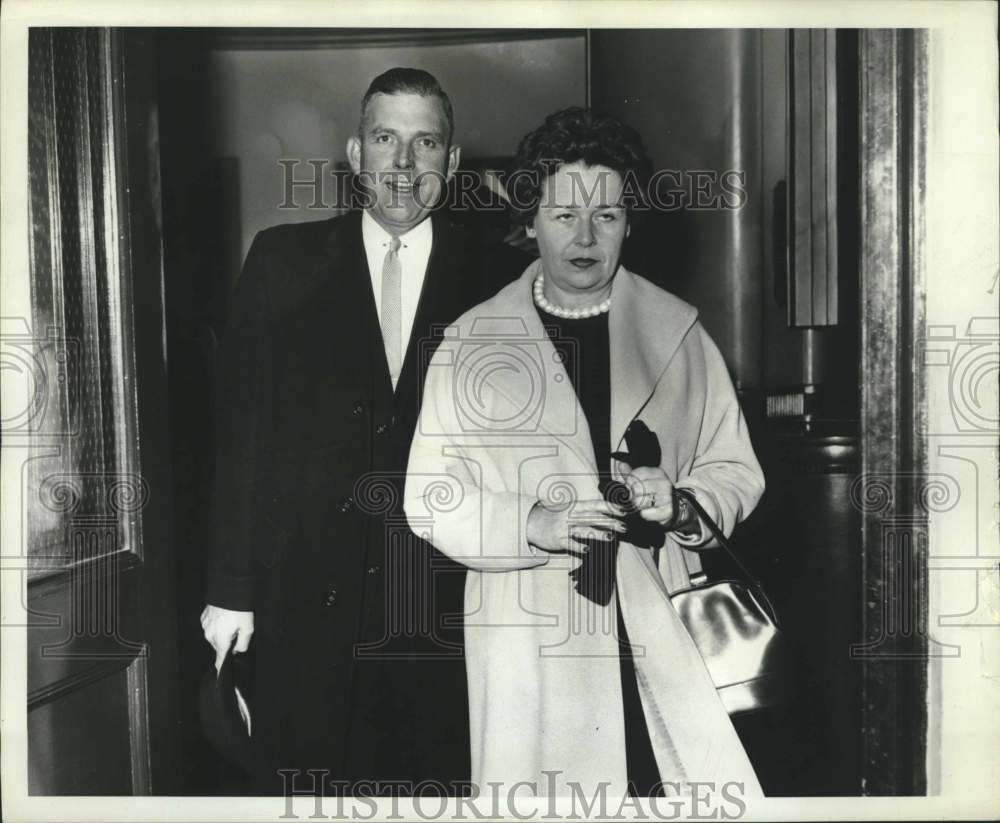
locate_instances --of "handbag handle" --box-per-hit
[672,487,780,627]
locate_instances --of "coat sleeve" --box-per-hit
[671,323,765,549]
[204,232,273,610]
[404,338,551,573]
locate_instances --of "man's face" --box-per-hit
[347,92,460,235]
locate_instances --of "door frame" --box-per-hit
[856,27,930,795]
[19,27,180,795]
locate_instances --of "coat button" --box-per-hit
[323,589,338,607]
[366,564,381,576]
[352,402,364,416]
[339,496,354,513]
[375,422,389,436]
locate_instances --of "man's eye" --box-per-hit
[419,138,437,149]
[373,134,392,144]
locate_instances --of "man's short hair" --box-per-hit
[359,68,454,142]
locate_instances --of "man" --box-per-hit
[200,68,519,794]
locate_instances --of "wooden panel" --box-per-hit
[790,30,814,325]
[28,664,134,795]
[788,29,839,328]
[809,29,829,324]
[857,28,929,795]
[27,558,146,703]
[24,27,181,797]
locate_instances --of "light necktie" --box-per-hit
[380,235,403,388]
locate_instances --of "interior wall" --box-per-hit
[203,35,587,272]
[590,29,764,390]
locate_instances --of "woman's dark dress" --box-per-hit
[536,306,662,796]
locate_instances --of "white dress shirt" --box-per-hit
[361,209,433,386]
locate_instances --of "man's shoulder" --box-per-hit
[236,212,364,316]
[250,211,358,258]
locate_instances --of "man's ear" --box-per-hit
[346,135,362,174]
[445,144,461,181]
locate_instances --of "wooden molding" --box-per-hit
[201,28,584,51]
[857,27,930,796]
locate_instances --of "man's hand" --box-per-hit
[200,605,254,672]
[526,498,627,555]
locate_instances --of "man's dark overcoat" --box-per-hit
[206,209,521,791]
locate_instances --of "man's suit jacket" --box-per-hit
[206,209,523,790]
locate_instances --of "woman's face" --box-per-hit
[527,162,629,306]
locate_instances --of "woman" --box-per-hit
[404,108,765,798]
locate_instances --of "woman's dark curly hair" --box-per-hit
[506,107,652,227]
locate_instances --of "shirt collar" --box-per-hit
[361,209,433,251]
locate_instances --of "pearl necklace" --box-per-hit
[533,272,612,319]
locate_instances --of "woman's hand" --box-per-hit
[623,466,678,527]
[526,498,627,555]
[623,467,701,536]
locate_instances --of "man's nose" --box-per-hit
[393,143,415,169]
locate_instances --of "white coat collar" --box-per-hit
[466,259,699,467]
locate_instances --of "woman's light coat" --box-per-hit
[404,261,766,797]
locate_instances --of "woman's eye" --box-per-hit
[555,213,574,222]
[597,212,619,222]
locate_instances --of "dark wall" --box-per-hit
[591,29,765,390]
[592,29,863,796]
[158,30,231,794]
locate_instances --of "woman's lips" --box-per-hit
[568,258,599,268]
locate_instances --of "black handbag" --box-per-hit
[670,487,786,715]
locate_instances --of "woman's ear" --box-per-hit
[525,226,537,238]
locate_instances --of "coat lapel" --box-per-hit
[312,210,391,392]
[395,213,457,411]
[473,262,700,476]
[322,210,457,407]
[607,267,699,453]
[474,260,600,475]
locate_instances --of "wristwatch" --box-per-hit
[665,487,694,532]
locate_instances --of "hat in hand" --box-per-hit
[198,649,261,775]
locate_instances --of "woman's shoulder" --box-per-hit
[617,268,704,353]
[623,268,699,322]
[448,263,535,334]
